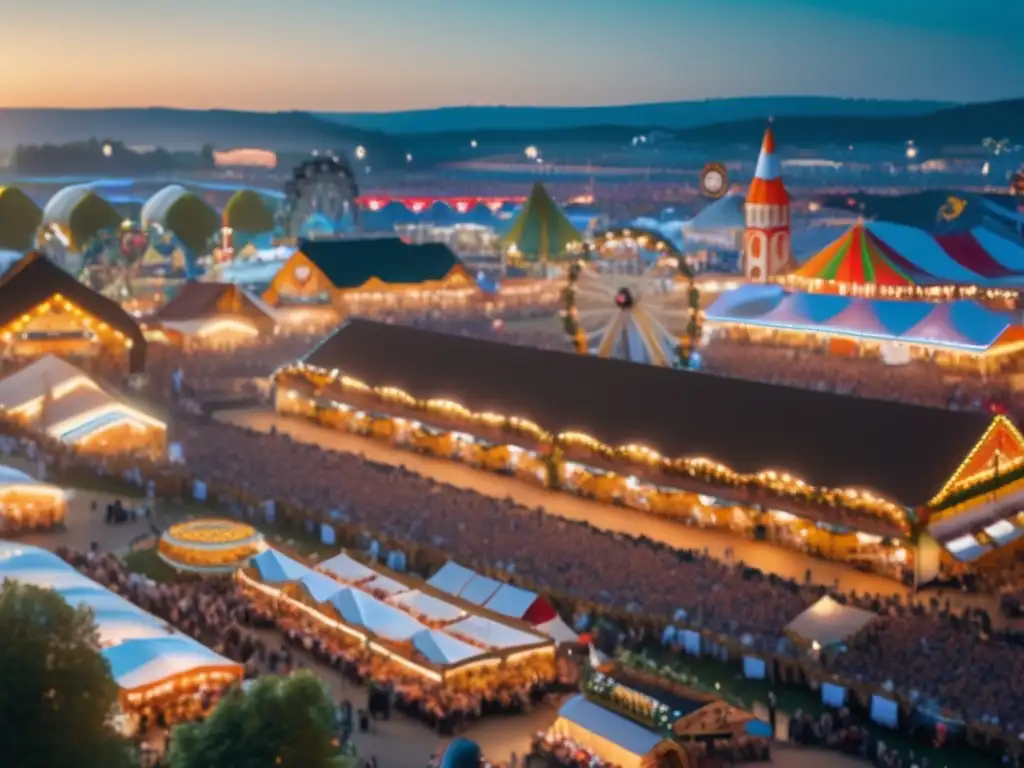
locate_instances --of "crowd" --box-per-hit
[163,417,1024,740]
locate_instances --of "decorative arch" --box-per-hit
[591,227,692,277]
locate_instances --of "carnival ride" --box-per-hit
[561,256,696,367]
[158,519,267,574]
[280,156,361,239]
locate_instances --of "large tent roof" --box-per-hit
[785,595,877,647]
[299,319,995,507]
[318,552,377,583]
[250,549,308,583]
[327,588,424,641]
[42,185,92,228]
[411,628,482,665]
[0,254,147,372]
[499,183,582,262]
[684,191,746,232]
[103,636,238,692]
[295,238,468,289]
[389,590,467,623]
[706,284,1022,352]
[445,615,546,650]
[553,695,665,765]
[141,185,191,228]
[795,220,1024,288]
[427,561,477,595]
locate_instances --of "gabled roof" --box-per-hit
[0,253,146,371]
[299,319,994,506]
[156,281,276,322]
[499,183,582,262]
[295,237,468,290]
[785,595,877,647]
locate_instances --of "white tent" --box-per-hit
[103,636,239,692]
[318,552,376,583]
[483,583,539,619]
[785,595,877,647]
[297,571,343,602]
[427,561,477,595]
[445,615,545,650]
[328,588,425,642]
[250,549,309,583]
[0,355,97,412]
[411,629,482,665]
[535,615,580,644]
[549,695,668,768]
[361,574,410,597]
[390,590,466,623]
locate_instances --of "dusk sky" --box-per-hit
[2,0,1021,111]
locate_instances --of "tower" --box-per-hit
[744,122,792,281]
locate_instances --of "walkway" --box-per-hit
[219,410,906,596]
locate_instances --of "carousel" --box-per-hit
[157,519,267,573]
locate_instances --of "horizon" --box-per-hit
[2,1,1021,110]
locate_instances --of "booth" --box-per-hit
[0,464,68,534]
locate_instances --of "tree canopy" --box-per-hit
[224,190,275,234]
[163,193,221,256]
[0,580,132,768]
[67,192,122,252]
[167,671,340,768]
[0,187,43,252]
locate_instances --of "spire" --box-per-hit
[747,121,789,206]
[754,123,780,181]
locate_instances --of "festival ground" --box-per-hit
[5,457,861,768]
[216,408,1006,620]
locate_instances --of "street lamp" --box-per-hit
[524,146,539,161]
[354,145,367,161]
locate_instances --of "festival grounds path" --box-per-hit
[219,409,944,602]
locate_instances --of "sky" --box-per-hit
[1,0,1021,111]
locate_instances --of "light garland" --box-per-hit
[0,293,135,351]
[274,365,914,528]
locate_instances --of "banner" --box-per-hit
[822,682,846,708]
[870,695,899,728]
[681,629,701,656]
[320,524,336,546]
[262,500,276,525]
[743,656,766,680]
[192,480,207,502]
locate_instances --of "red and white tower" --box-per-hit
[744,122,792,281]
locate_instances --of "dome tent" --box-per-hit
[42,185,122,252]
[142,185,220,258]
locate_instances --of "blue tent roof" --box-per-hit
[706,285,1017,351]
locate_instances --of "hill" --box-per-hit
[0,108,398,154]
[320,97,952,134]
[672,100,1024,146]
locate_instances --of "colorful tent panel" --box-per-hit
[798,220,1024,289]
[794,221,921,286]
[706,285,1024,352]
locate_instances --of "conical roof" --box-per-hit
[499,183,581,262]
[794,221,921,286]
[747,124,789,206]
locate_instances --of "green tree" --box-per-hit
[67,192,122,251]
[0,187,43,251]
[224,190,275,234]
[167,671,339,768]
[164,193,221,256]
[0,580,132,768]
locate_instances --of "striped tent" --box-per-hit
[793,221,923,286]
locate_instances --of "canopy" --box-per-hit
[427,561,477,595]
[445,615,545,650]
[483,583,558,625]
[535,615,580,644]
[785,595,877,647]
[390,590,466,623]
[550,695,666,768]
[250,549,308,583]
[706,284,1022,352]
[318,552,376,583]
[327,588,424,641]
[411,629,483,665]
[103,636,240,692]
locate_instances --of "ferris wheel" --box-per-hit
[561,257,696,367]
[281,155,361,239]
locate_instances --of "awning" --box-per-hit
[785,596,876,647]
